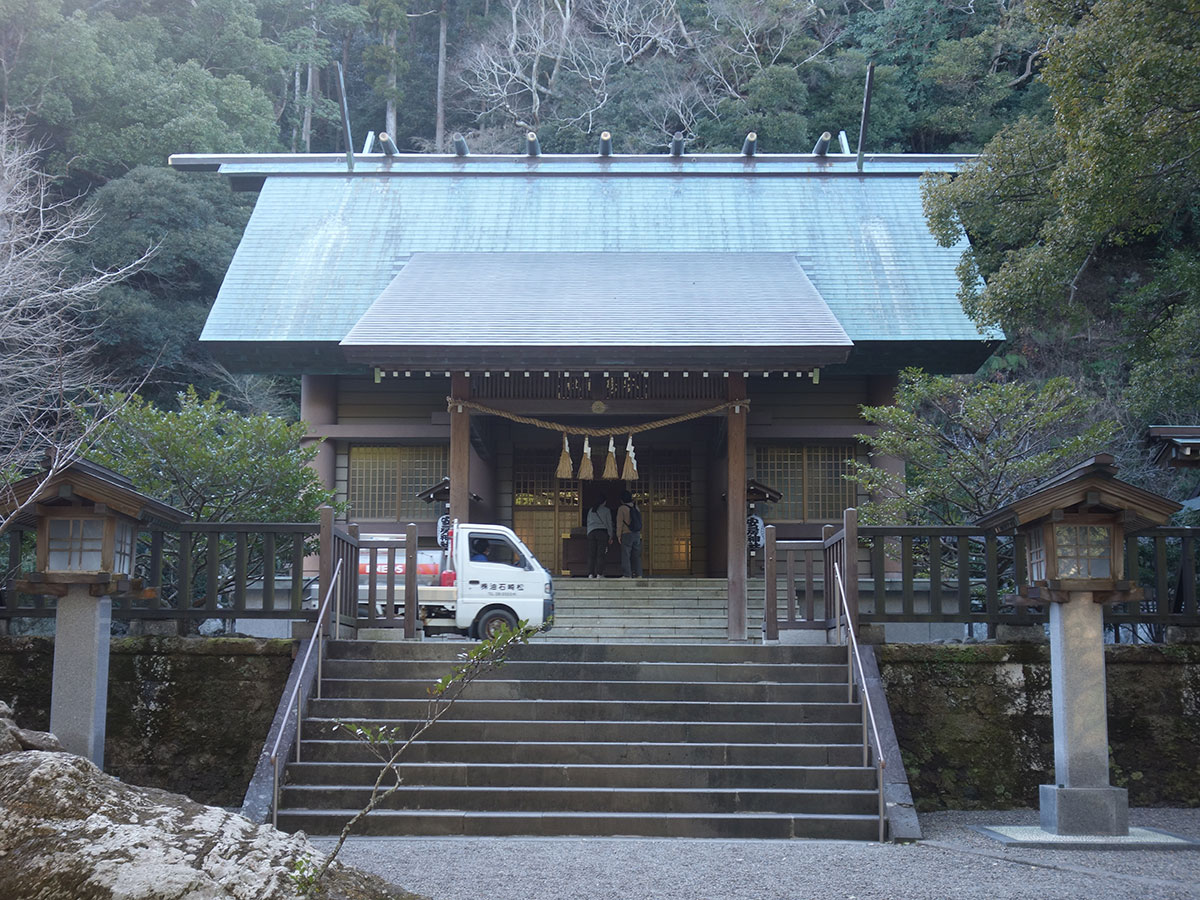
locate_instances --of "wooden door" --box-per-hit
[636,448,692,576]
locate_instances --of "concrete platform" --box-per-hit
[970,824,1200,849]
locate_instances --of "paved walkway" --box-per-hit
[312,808,1200,900]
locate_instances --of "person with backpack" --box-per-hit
[616,489,643,578]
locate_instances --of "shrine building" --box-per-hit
[169,144,996,592]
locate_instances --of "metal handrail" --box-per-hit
[269,557,342,827]
[834,561,887,842]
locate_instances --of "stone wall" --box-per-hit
[0,636,294,808]
[877,643,1200,810]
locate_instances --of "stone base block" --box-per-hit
[774,628,830,645]
[996,623,1047,643]
[1166,626,1200,645]
[857,624,886,645]
[1040,784,1128,836]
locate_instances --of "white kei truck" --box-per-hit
[358,521,554,639]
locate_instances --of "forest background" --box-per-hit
[2,0,1197,506]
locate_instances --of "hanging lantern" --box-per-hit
[577,436,594,480]
[621,434,639,481]
[602,436,618,479]
[555,434,574,479]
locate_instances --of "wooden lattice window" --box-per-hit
[512,449,580,574]
[755,444,856,522]
[348,445,448,521]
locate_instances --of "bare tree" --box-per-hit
[590,0,692,63]
[0,119,148,539]
[459,0,619,131]
[697,0,841,99]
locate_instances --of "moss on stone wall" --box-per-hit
[0,636,294,807]
[877,643,1200,811]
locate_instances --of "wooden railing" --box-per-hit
[1,521,320,628]
[270,557,342,827]
[764,512,1200,640]
[834,561,886,843]
[1,506,425,638]
[325,510,420,638]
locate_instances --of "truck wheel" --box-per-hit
[476,608,518,640]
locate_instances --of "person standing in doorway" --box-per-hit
[585,498,613,578]
[616,489,643,578]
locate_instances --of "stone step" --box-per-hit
[537,627,759,642]
[286,761,878,790]
[322,658,852,683]
[553,589,748,601]
[317,677,854,703]
[545,601,763,614]
[280,784,880,816]
[534,634,767,644]
[300,717,865,745]
[274,809,882,840]
[326,641,847,664]
[306,697,863,724]
[277,637,882,841]
[298,739,867,767]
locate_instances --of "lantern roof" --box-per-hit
[1,458,189,529]
[976,454,1181,533]
[416,476,483,505]
[1145,425,1200,469]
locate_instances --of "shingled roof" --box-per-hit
[170,151,999,374]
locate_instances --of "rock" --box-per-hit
[0,751,425,900]
[0,727,20,756]
[198,619,226,637]
[0,714,60,756]
[15,727,62,751]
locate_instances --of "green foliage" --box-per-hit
[287,853,321,897]
[695,64,809,151]
[923,0,1200,373]
[805,51,914,152]
[11,10,278,183]
[849,368,1116,525]
[1121,249,1200,422]
[78,168,254,399]
[86,387,333,522]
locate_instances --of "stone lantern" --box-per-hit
[2,459,188,767]
[978,454,1180,836]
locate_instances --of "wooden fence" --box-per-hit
[2,522,319,629]
[765,510,1200,640]
[7,504,1198,641]
[0,508,423,638]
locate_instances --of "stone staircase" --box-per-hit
[276,640,883,840]
[540,577,766,643]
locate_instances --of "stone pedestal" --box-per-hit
[1042,592,1128,835]
[50,585,111,768]
[1040,785,1129,835]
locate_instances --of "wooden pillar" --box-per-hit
[727,373,747,640]
[318,505,334,637]
[300,374,337,491]
[866,375,903,577]
[449,372,471,524]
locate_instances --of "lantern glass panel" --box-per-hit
[46,518,104,572]
[1027,527,1046,582]
[1054,524,1111,579]
[113,520,135,577]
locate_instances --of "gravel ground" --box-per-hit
[311,808,1200,900]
